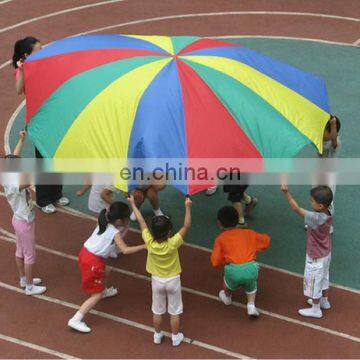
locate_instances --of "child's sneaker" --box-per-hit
[41,204,56,214]
[55,196,70,206]
[298,307,323,318]
[307,298,331,310]
[109,250,119,259]
[205,186,217,196]
[247,303,260,318]
[25,284,47,296]
[153,208,164,217]
[130,212,137,221]
[172,332,184,347]
[153,331,164,344]
[68,318,91,333]
[219,290,232,305]
[20,277,42,288]
[102,287,118,299]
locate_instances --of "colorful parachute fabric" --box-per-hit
[25,34,331,194]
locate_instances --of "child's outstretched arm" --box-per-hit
[76,184,91,197]
[178,197,192,238]
[13,130,26,157]
[128,194,148,232]
[281,185,305,217]
[114,233,146,254]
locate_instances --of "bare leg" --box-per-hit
[146,187,160,210]
[246,292,256,304]
[170,315,180,335]
[153,314,163,333]
[232,201,245,224]
[24,263,33,285]
[78,292,103,317]
[223,280,233,297]
[132,189,145,209]
[15,256,25,278]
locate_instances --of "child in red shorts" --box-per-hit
[68,202,146,333]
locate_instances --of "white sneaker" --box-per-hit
[130,212,137,221]
[25,284,47,296]
[41,204,56,214]
[247,303,260,318]
[153,208,164,217]
[172,332,184,347]
[153,331,164,344]
[205,186,217,196]
[219,290,232,305]
[56,196,70,206]
[68,318,91,333]
[109,250,119,259]
[307,298,331,310]
[20,277,42,288]
[298,307,323,318]
[102,287,118,299]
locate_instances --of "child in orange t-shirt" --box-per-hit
[211,206,270,317]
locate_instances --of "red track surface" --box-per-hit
[0,0,359,358]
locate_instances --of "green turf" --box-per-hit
[9,38,360,289]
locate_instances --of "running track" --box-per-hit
[0,0,360,358]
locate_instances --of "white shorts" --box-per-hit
[304,253,331,299]
[151,275,183,316]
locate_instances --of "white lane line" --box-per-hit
[0,191,359,295]
[4,99,24,154]
[0,278,249,359]
[0,0,127,33]
[1,10,359,35]
[1,231,359,344]
[214,35,357,47]
[0,15,357,72]
[0,333,78,359]
[0,0,13,4]
[353,38,360,46]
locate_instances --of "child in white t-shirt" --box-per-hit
[68,201,146,333]
[3,131,46,296]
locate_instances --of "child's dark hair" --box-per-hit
[217,206,239,228]
[150,215,172,241]
[310,186,333,208]
[12,37,40,68]
[98,201,130,235]
[325,115,341,133]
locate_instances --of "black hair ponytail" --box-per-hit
[12,36,40,68]
[97,209,108,235]
[97,202,130,235]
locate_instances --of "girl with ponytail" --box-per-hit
[68,201,146,333]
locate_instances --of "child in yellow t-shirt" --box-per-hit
[128,195,191,347]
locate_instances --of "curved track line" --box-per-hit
[77,12,359,37]
[214,35,357,47]
[1,230,359,344]
[0,332,79,359]
[1,10,359,35]
[0,0,127,33]
[0,0,13,5]
[0,276,249,359]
